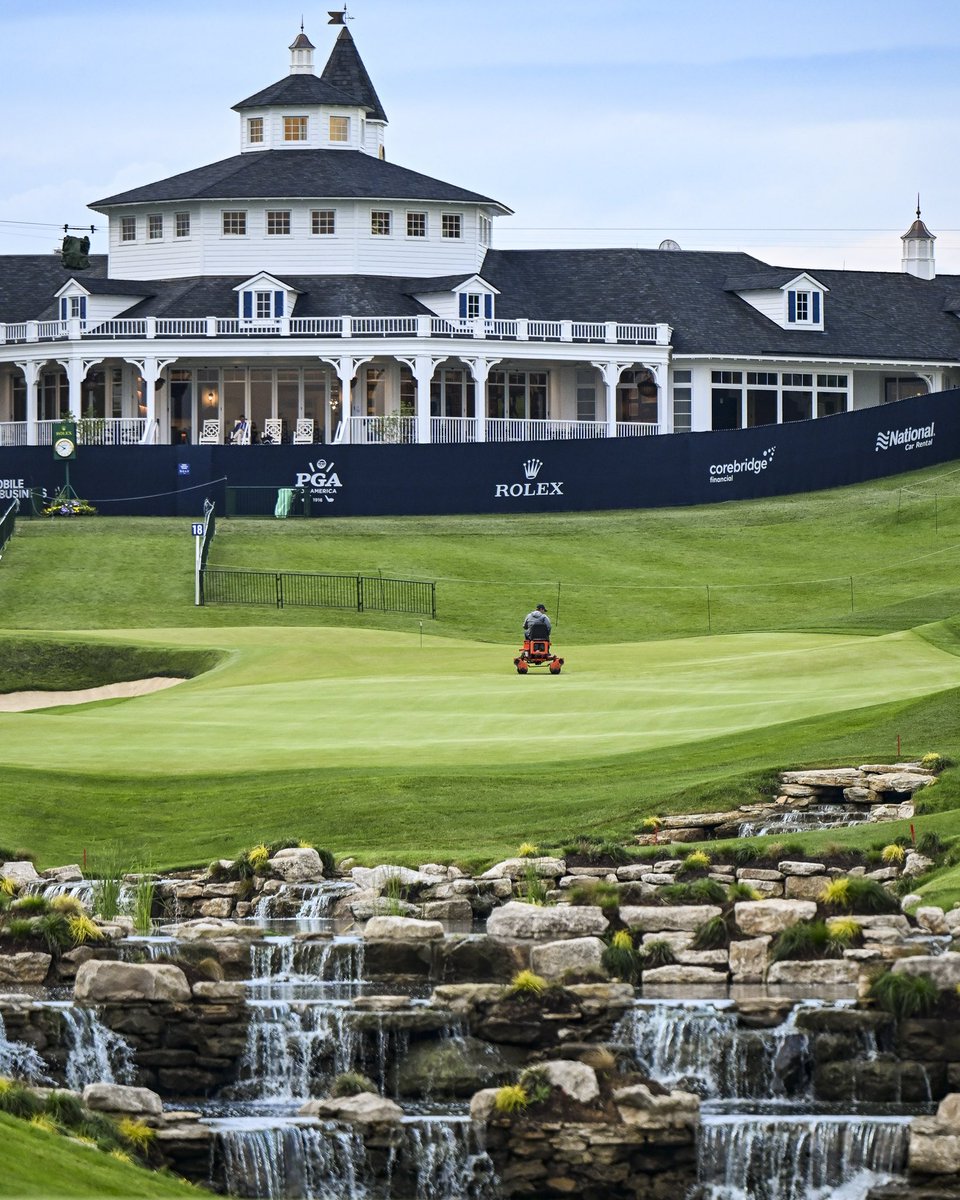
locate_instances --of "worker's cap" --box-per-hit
[536,604,547,611]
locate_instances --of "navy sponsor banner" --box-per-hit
[2,389,957,517]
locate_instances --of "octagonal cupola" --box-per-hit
[901,201,936,280]
[232,24,387,156]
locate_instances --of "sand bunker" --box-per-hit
[0,676,185,713]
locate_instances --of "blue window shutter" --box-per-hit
[242,291,252,318]
[812,292,821,323]
[484,294,493,319]
[458,293,467,318]
[787,290,796,323]
[80,296,87,320]
[274,291,284,317]
[60,298,67,320]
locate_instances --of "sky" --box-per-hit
[2,0,959,273]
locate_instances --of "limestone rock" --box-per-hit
[538,1059,599,1104]
[916,907,949,935]
[163,919,262,940]
[641,964,727,984]
[300,1093,404,1124]
[612,1083,699,1129]
[659,812,741,829]
[0,952,51,985]
[738,869,783,882]
[486,902,607,940]
[420,899,474,922]
[0,861,39,887]
[351,865,436,892]
[198,898,233,919]
[74,960,191,1003]
[729,937,770,983]
[765,959,858,986]
[780,769,862,788]
[470,1087,500,1123]
[734,900,817,936]
[893,953,960,989]
[910,1129,960,1174]
[479,857,565,881]
[362,916,445,942]
[778,861,826,877]
[529,937,606,982]
[392,1035,511,1097]
[784,875,831,902]
[82,1083,163,1115]
[268,847,324,884]
[40,864,84,883]
[620,905,722,933]
[903,852,936,877]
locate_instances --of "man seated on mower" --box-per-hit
[523,604,552,641]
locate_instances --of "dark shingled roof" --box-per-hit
[90,150,509,211]
[3,249,960,366]
[319,27,387,124]
[231,74,361,112]
[723,268,827,292]
[0,255,108,322]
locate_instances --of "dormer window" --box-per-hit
[240,288,285,320]
[59,295,87,320]
[248,117,264,144]
[329,115,349,142]
[283,115,308,141]
[465,294,480,319]
[786,284,822,326]
[458,292,493,320]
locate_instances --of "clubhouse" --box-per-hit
[1,23,959,451]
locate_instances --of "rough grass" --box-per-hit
[0,1112,200,1198]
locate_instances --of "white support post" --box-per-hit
[58,357,86,425]
[593,361,630,438]
[413,356,435,444]
[466,358,498,443]
[16,360,41,445]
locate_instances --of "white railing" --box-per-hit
[155,318,207,336]
[345,415,419,444]
[351,317,418,336]
[430,416,475,443]
[0,313,667,347]
[290,317,343,335]
[0,421,28,447]
[487,418,608,442]
[31,418,148,446]
[616,421,660,437]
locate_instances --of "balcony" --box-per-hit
[0,314,672,348]
[336,416,660,444]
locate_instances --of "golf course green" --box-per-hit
[3,459,960,885]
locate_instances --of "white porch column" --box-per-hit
[321,356,373,444]
[125,357,176,444]
[15,360,41,445]
[592,361,631,437]
[403,356,444,444]
[649,362,668,432]
[465,357,499,443]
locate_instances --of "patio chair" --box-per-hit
[198,419,222,445]
[262,418,284,444]
[293,418,315,444]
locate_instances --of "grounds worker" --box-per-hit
[523,604,552,638]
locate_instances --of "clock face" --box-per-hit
[54,437,75,459]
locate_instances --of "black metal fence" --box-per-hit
[199,566,436,616]
[0,499,17,555]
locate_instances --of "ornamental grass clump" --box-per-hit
[692,914,732,951]
[825,917,863,949]
[508,970,548,997]
[117,1117,156,1152]
[602,929,641,982]
[67,913,103,946]
[881,844,906,865]
[680,850,712,874]
[517,842,539,858]
[638,939,677,969]
[0,1078,43,1120]
[769,920,842,964]
[568,879,620,914]
[518,1067,553,1105]
[870,971,939,1020]
[9,895,49,915]
[661,878,727,906]
[49,895,85,917]
[493,1084,529,1114]
[43,1090,85,1128]
[727,881,762,903]
[330,1072,377,1098]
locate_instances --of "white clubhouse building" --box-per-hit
[1,24,959,450]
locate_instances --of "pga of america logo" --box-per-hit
[294,459,342,503]
[875,422,935,453]
[708,446,777,485]
[494,458,565,499]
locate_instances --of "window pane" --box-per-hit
[283,116,307,141]
[711,389,741,430]
[312,209,335,235]
[406,212,426,237]
[248,118,263,144]
[175,212,190,238]
[747,389,777,427]
[329,115,348,142]
[371,211,391,235]
[782,390,812,422]
[442,213,462,239]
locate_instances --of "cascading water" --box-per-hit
[59,1005,135,1090]
[214,1118,370,1199]
[737,806,873,838]
[402,1116,495,1200]
[697,1114,909,1200]
[0,1009,49,1082]
[254,880,358,923]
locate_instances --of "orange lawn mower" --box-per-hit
[514,621,564,675]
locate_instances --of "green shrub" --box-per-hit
[568,879,620,913]
[316,847,337,876]
[130,875,155,934]
[733,843,760,866]
[769,920,842,963]
[692,914,731,950]
[881,844,906,865]
[10,895,49,915]
[727,881,761,903]
[330,1072,377,1097]
[44,1090,85,1128]
[870,971,939,1020]
[639,939,677,969]
[660,878,726,906]
[519,864,550,906]
[518,1067,553,1105]
[4,917,38,941]
[34,912,71,953]
[916,832,946,859]
[0,1079,44,1119]
[602,930,641,982]
[845,878,902,915]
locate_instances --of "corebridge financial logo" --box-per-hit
[708,446,776,485]
[294,459,342,503]
[875,422,935,453]
[494,457,565,499]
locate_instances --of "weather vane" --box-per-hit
[328,6,352,23]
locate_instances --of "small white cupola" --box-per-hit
[289,27,315,75]
[901,199,936,280]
